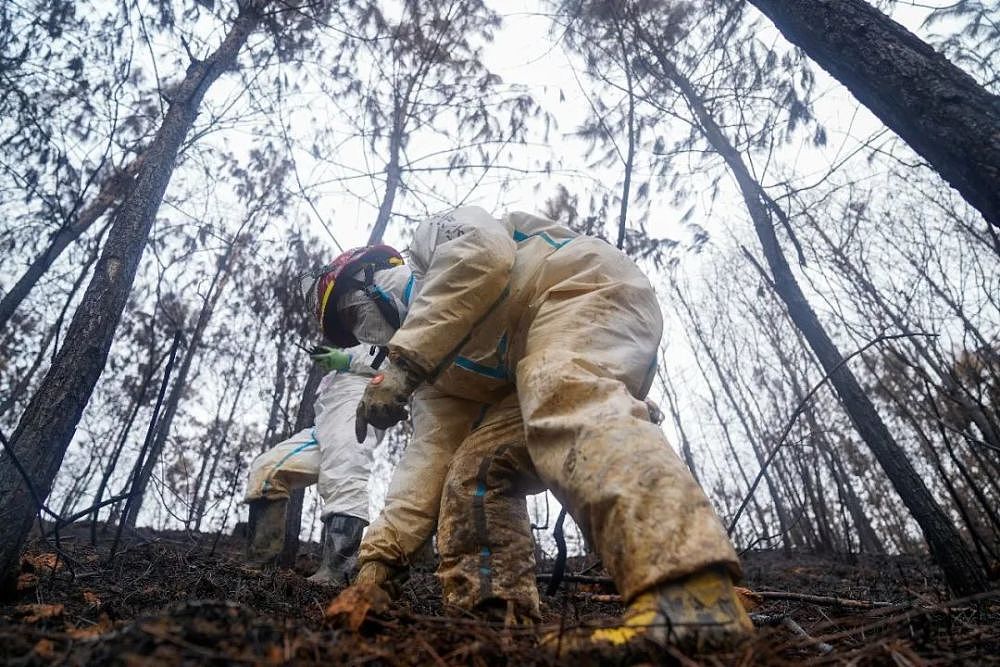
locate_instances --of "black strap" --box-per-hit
[370,345,389,370]
[344,263,402,339]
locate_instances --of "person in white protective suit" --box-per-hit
[243,344,384,584]
[303,208,752,653]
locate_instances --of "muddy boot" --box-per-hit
[544,565,752,658]
[246,499,287,568]
[307,514,367,585]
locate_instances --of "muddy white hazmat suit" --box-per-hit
[244,345,383,583]
[324,207,751,649]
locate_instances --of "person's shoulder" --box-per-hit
[429,206,496,226]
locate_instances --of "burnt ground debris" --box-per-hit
[1,525,998,665]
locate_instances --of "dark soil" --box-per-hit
[1,526,997,665]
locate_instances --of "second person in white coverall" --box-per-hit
[244,345,383,584]
[305,207,752,653]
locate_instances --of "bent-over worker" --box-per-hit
[302,207,751,652]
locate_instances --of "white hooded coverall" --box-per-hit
[245,347,383,522]
[358,207,740,618]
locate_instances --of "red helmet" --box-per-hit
[301,245,404,346]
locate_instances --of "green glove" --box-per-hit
[310,345,351,373]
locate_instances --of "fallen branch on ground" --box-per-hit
[569,588,896,610]
[751,613,834,655]
[754,590,895,609]
[536,573,613,586]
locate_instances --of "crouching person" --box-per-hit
[244,344,383,584]
[306,206,752,653]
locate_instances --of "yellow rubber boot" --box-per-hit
[545,566,753,659]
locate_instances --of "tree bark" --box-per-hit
[0,3,262,592]
[747,0,1000,230]
[278,363,324,567]
[644,40,988,595]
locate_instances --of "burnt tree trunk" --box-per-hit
[0,4,262,592]
[748,0,1000,231]
[278,363,324,567]
[647,45,988,595]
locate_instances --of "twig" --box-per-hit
[571,588,894,610]
[0,429,83,574]
[806,589,1000,644]
[52,492,133,530]
[739,507,806,556]
[0,429,59,524]
[109,330,182,562]
[415,635,449,667]
[754,590,895,609]
[572,593,622,603]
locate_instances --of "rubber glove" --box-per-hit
[355,359,423,441]
[310,345,352,373]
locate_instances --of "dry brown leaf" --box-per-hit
[67,614,113,639]
[266,644,285,664]
[33,639,56,658]
[16,603,65,623]
[22,553,62,572]
[17,572,39,591]
[735,586,763,612]
[324,583,390,631]
[82,590,101,606]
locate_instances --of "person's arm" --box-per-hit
[310,344,379,377]
[389,206,516,377]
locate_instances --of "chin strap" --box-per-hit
[370,345,389,370]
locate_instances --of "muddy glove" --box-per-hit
[355,359,423,442]
[310,345,352,373]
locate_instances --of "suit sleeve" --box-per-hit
[389,206,516,376]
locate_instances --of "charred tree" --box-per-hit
[644,43,988,595]
[747,0,1000,231]
[123,230,248,531]
[279,363,324,567]
[0,3,263,592]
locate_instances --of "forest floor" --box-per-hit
[1,525,998,666]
